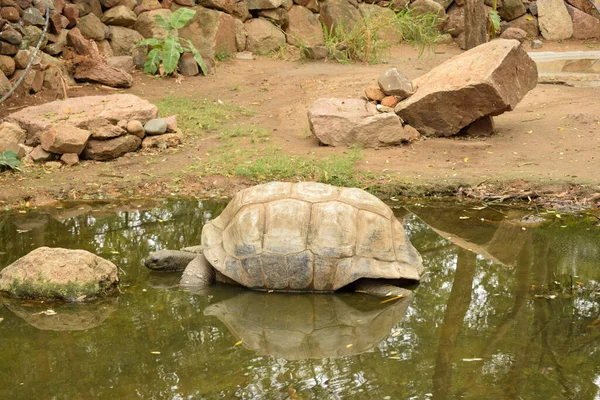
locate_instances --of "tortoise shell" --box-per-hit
[201,182,423,291]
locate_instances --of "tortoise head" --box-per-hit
[144,250,196,272]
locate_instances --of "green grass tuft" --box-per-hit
[157,96,254,135]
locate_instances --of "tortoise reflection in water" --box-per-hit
[145,182,424,298]
[205,291,414,360]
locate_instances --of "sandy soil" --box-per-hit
[1,41,599,210]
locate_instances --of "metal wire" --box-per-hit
[0,5,50,104]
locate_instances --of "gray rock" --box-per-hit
[144,118,168,135]
[43,29,69,55]
[0,29,23,45]
[21,26,47,50]
[77,13,108,41]
[178,53,199,76]
[303,45,328,60]
[29,145,54,162]
[378,68,413,99]
[245,18,286,55]
[499,0,527,21]
[22,7,46,25]
[108,26,145,56]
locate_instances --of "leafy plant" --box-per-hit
[488,0,501,39]
[136,8,208,76]
[0,150,21,172]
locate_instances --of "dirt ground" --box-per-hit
[1,41,599,211]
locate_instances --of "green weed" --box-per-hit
[202,143,364,187]
[157,96,253,135]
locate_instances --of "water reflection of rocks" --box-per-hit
[2,295,119,331]
[205,291,413,360]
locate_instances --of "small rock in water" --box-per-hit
[143,119,167,136]
[531,39,543,49]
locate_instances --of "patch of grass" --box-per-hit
[202,143,364,187]
[157,96,254,135]
[215,48,234,62]
[323,6,441,63]
[217,125,272,141]
[5,276,112,301]
[394,7,441,56]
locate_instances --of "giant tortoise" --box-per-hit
[145,181,424,297]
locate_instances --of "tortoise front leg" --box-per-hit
[354,279,413,298]
[180,254,215,289]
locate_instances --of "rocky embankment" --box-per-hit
[0,0,599,97]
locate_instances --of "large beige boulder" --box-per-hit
[308,98,413,147]
[178,6,236,60]
[245,18,286,55]
[537,0,573,40]
[6,94,158,146]
[286,5,324,46]
[0,247,119,300]
[82,135,142,160]
[394,39,538,137]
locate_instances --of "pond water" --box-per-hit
[0,199,599,399]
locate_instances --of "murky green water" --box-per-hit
[0,199,599,399]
